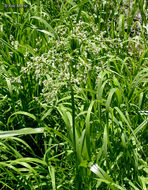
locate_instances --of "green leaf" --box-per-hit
[7,111,38,126]
[31,16,58,39]
[106,88,117,111]
[0,128,45,138]
[134,118,148,135]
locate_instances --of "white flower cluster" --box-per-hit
[11,40,19,49]
[8,17,125,104]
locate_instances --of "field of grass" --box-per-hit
[0,0,148,189]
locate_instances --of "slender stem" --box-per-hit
[70,82,80,189]
[71,83,76,150]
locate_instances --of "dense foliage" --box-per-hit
[0,0,148,189]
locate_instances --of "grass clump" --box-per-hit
[0,0,148,189]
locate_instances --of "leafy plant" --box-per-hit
[0,0,147,189]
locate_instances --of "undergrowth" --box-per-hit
[0,0,148,189]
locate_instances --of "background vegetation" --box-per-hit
[0,0,148,189]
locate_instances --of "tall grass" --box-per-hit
[0,0,148,189]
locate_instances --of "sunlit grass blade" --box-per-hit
[0,127,45,138]
[31,16,58,39]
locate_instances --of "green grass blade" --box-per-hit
[0,128,45,138]
[31,16,58,39]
